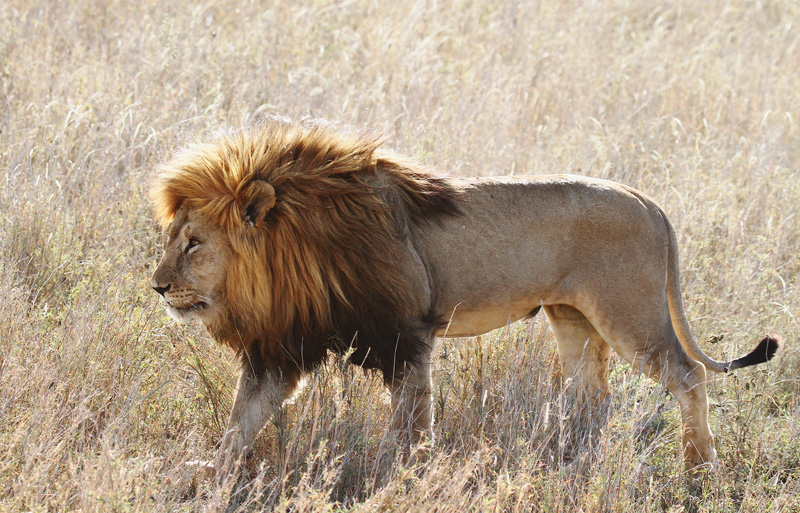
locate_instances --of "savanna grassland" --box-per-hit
[1,0,799,511]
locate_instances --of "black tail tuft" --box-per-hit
[728,335,783,371]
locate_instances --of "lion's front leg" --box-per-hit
[215,365,297,478]
[389,351,434,447]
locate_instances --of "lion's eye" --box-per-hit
[186,238,200,252]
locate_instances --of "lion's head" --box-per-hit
[149,117,461,376]
[149,205,233,325]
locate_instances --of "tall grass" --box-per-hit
[1,0,798,510]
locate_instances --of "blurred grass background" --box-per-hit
[1,0,798,510]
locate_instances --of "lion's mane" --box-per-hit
[151,117,462,379]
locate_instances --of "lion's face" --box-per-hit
[150,207,231,326]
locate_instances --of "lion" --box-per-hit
[149,116,781,474]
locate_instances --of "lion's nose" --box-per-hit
[151,282,170,297]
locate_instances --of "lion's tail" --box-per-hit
[663,210,782,373]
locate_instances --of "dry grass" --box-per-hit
[1,0,799,510]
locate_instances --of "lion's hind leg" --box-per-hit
[581,307,716,469]
[544,304,611,405]
[627,345,716,469]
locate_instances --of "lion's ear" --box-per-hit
[241,180,276,229]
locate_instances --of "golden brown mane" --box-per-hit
[151,117,462,377]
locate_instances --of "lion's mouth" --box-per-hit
[165,300,211,322]
[174,301,208,313]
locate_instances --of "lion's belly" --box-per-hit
[437,302,539,337]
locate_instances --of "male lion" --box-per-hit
[150,117,780,473]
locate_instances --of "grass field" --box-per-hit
[1,0,799,511]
